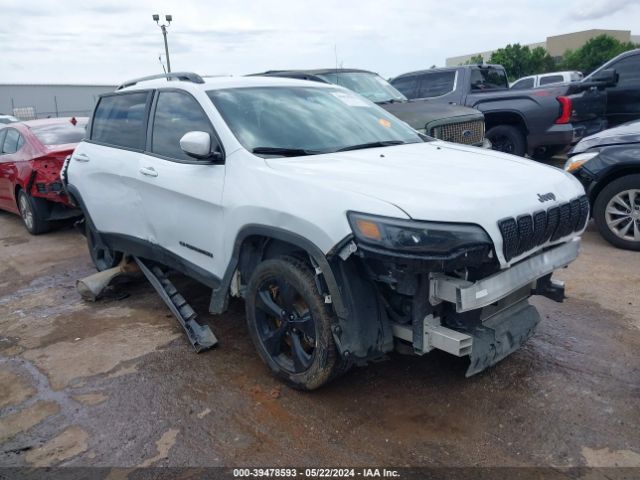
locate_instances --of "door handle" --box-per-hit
[139,167,158,177]
[73,153,90,162]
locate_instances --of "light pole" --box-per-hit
[152,14,172,73]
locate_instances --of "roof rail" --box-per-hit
[116,72,205,90]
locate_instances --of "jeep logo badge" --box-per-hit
[537,192,556,203]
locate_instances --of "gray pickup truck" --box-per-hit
[391,64,608,159]
[254,69,489,148]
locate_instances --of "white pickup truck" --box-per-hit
[511,71,584,89]
[63,72,589,389]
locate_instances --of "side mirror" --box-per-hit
[591,68,618,86]
[180,131,222,161]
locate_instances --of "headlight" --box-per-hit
[347,212,492,254]
[564,151,598,173]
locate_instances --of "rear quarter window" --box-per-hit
[91,92,150,150]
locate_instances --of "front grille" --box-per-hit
[498,195,589,262]
[430,119,485,145]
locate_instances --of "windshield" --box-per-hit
[207,86,422,156]
[316,72,407,103]
[31,122,87,145]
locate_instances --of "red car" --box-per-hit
[0,117,87,234]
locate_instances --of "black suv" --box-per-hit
[583,49,640,127]
[253,69,488,148]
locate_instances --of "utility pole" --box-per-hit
[152,14,173,73]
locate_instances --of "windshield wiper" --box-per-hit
[336,140,407,152]
[252,147,323,157]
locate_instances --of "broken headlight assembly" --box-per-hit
[347,212,492,255]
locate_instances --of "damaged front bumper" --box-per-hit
[429,238,580,312]
[367,238,580,376]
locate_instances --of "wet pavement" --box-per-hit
[0,210,638,468]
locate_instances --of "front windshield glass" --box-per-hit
[207,86,422,156]
[317,72,407,103]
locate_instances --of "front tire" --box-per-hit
[245,257,341,390]
[17,190,51,235]
[593,174,640,251]
[486,125,526,157]
[86,220,123,271]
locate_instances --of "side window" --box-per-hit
[612,55,640,87]
[391,76,418,98]
[151,91,216,161]
[0,129,7,155]
[511,78,534,89]
[539,75,564,86]
[416,71,456,98]
[2,129,21,154]
[91,92,150,150]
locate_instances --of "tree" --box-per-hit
[561,34,638,74]
[489,44,556,81]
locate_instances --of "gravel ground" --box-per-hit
[0,210,638,469]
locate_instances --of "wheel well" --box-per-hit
[484,112,528,135]
[590,167,640,208]
[236,235,312,287]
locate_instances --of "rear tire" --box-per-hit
[593,174,640,251]
[245,257,342,390]
[17,190,51,235]
[486,125,526,157]
[86,220,123,271]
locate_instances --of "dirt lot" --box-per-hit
[0,210,638,469]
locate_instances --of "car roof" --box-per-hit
[257,68,376,76]
[394,64,503,79]
[118,75,338,93]
[19,117,88,128]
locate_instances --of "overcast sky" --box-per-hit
[1,0,638,84]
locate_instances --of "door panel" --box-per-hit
[70,90,152,239]
[136,90,226,278]
[136,156,225,276]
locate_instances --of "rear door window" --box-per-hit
[469,68,509,91]
[150,90,217,161]
[2,128,21,154]
[416,71,456,98]
[511,78,534,90]
[539,75,565,86]
[91,92,151,150]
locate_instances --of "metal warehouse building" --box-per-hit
[0,84,116,120]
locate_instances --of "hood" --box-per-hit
[265,141,585,265]
[381,100,482,130]
[571,120,640,154]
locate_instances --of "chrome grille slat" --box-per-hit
[498,195,589,262]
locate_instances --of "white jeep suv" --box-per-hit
[64,72,589,389]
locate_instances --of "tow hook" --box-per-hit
[533,274,566,302]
